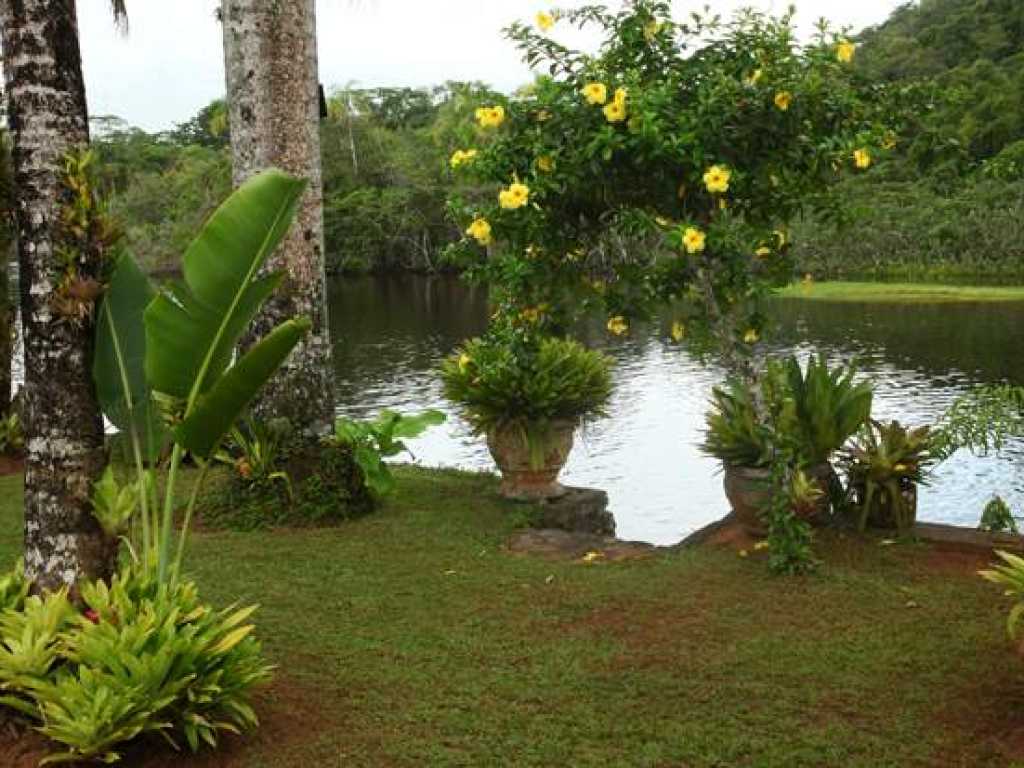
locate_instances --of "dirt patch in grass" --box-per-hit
[0,456,23,478]
[937,668,1024,765]
[920,545,995,576]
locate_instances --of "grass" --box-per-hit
[0,467,1021,767]
[776,280,1024,303]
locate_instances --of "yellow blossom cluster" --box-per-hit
[774,91,792,111]
[536,11,555,32]
[682,226,706,254]
[465,217,492,246]
[499,181,530,210]
[582,82,608,105]
[703,164,731,194]
[603,88,628,123]
[535,155,554,173]
[836,39,856,63]
[449,149,478,169]
[854,148,872,169]
[606,316,628,336]
[475,105,505,129]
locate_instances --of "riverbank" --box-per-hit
[0,466,1020,766]
[777,281,1024,303]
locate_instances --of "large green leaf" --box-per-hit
[144,169,307,401]
[174,318,311,458]
[93,254,166,456]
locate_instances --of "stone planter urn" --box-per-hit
[486,420,576,501]
[723,462,837,534]
[722,465,772,535]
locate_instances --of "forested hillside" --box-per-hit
[794,0,1024,277]
[90,0,1024,278]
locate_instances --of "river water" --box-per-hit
[330,274,1024,545]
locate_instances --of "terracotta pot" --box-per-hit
[723,462,838,533]
[723,465,772,535]
[486,420,576,501]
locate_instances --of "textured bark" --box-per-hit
[1,0,110,593]
[221,0,334,437]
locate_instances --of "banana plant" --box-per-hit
[94,169,311,583]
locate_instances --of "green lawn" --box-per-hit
[776,281,1024,303]
[0,468,1021,767]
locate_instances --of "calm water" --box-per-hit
[330,274,1024,545]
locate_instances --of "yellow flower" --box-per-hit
[449,149,478,169]
[755,246,771,258]
[703,165,731,194]
[458,353,472,373]
[475,105,505,129]
[774,91,792,111]
[498,181,530,210]
[854,148,872,169]
[519,306,542,324]
[582,82,608,105]
[894,463,908,472]
[606,315,628,336]
[536,155,554,173]
[774,229,788,248]
[753,540,770,551]
[718,198,728,211]
[738,549,749,558]
[745,68,763,86]
[643,20,662,41]
[682,226,706,254]
[671,321,686,342]
[603,99,627,123]
[837,39,856,64]
[743,328,760,344]
[465,217,492,246]
[613,87,628,106]
[536,11,554,32]
[581,551,604,563]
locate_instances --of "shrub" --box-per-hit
[979,495,1019,534]
[0,563,270,764]
[330,409,446,496]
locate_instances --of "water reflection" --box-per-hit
[330,274,1024,545]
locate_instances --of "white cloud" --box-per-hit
[74,0,904,132]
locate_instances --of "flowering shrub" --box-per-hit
[443,1,902,572]
[446,0,898,351]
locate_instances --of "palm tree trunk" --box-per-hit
[221,0,335,437]
[0,0,110,593]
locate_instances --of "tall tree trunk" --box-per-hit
[221,0,334,437]
[1,0,110,593]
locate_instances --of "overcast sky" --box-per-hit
[77,0,906,132]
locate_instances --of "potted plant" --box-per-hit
[701,376,775,533]
[441,332,612,501]
[702,355,873,532]
[780,355,873,520]
[839,419,938,535]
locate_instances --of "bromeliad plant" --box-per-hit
[839,419,938,535]
[330,409,447,496]
[980,551,1024,650]
[0,561,271,765]
[94,168,311,584]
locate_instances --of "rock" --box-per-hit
[533,487,616,536]
[505,528,657,562]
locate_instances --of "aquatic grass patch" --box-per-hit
[777,281,1024,303]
